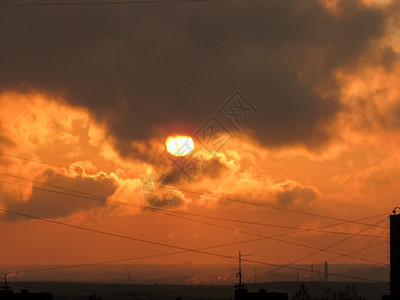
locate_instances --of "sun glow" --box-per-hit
[166,135,194,157]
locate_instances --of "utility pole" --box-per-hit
[311,264,313,281]
[235,250,251,290]
[2,273,9,291]
[237,251,242,290]
[324,262,328,281]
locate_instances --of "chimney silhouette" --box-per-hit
[390,210,400,298]
[324,262,328,281]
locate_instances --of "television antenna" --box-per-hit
[1,273,9,291]
[235,250,252,290]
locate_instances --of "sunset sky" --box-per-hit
[0,0,399,282]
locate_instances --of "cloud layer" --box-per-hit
[0,0,392,155]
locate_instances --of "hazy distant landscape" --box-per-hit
[1,263,387,284]
[1,263,389,299]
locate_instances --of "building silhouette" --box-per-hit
[1,275,52,300]
[235,288,288,300]
[382,208,400,300]
[390,210,400,299]
[0,289,52,300]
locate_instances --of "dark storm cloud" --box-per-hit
[0,0,387,156]
[276,185,318,207]
[162,155,227,185]
[200,157,228,179]
[1,170,118,221]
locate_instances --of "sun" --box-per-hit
[166,135,194,157]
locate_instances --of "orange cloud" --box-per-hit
[0,85,393,267]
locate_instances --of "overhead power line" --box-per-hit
[0,175,387,255]
[0,152,388,228]
[154,208,387,265]
[0,170,389,266]
[0,153,390,282]
[0,173,386,238]
[0,152,98,175]
[254,218,387,281]
[8,237,265,275]
[0,207,385,283]
[0,176,386,264]
[152,207,386,238]
[329,230,387,272]
[2,168,387,238]
[0,169,389,268]
[0,154,389,269]
[264,230,388,281]
[162,184,387,229]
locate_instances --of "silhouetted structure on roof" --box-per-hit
[234,251,288,300]
[382,207,400,300]
[390,209,400,299]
